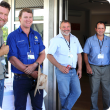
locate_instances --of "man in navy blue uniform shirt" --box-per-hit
[7,8,45,110]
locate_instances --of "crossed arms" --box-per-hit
[9,50,45,76]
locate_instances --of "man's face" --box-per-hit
[95,23,106,36]
[0,6,9,28]
[19,12,33,28]
[60,22,71,36]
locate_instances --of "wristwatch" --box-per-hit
[35,61,39,66]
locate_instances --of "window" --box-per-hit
[2,24,8,44]
[2,23,8,73]
[105,25,110,37]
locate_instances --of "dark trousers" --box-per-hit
[89,65,110,110]
[13,75,43,110]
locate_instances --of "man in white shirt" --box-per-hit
[47,20,83,110]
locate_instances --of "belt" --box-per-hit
[90,64,108,67]
[70,68,75,70]
[14,73,32,78]
[98,65,108,67]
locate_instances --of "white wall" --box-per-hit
[68,11,86,48]
[69,11,110,48]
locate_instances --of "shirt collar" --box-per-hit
[59,33,73,39]
[93,34,108,41]
[18,26,34,34]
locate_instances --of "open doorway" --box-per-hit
[68,0,110,47]
[62,0,110,110]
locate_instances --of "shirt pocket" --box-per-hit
[90,46,99,55]
[104,46,109,53]
[58,45,69,56]
[17,41,28,56]
[34,41,39,54]
[71,43,77,54]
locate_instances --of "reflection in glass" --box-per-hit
[31,24,43,39]
[15,9,21,21]
[14,24,20,30]
[33,9,44,21]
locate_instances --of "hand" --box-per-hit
[1,45,9,55]
[77,69,82,79]
[24,63,37,74]
[30,71,38,79]
[58,65,69,74]
[86,65,92,74]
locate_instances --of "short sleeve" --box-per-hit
[77,39,83,54]
[38,35,45,53]
[48,38,58,55]
[83,38,90,54]
[7,33,18,60]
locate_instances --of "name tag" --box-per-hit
[68,53,73,58]
[1,59,6,65]
[27,52,35,59]
[98,54,104,59]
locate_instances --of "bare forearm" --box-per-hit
[35,50,45,65]
[77,53,82,70]
[47,54,69,73]
[9,50,45,74]
[0,44,9,56]
[84,53,90,66]
[9,56,26,72]
[84,53,92,74]
[47,54,61,68]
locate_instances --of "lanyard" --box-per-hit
[28,36,31,53]
[64,38,70,51]
[98,39,104,54]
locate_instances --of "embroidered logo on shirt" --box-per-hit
[18,40,25,42]
[34,36,38,42]
[35,36,38,40]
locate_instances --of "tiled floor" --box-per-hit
[72,74,103,110]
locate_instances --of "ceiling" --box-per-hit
[15,0,43,9]
[68,0,110,14]
[4,0,110,15]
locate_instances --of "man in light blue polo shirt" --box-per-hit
[47,20,83,110]
[83,21,110,110]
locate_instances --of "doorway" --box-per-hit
[58,0,110,110]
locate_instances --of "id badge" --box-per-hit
[98,54,104,59]
[1,59,6,65]
[27,52,35,59]
[68,52,73,58]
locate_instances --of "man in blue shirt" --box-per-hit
[7,8,45,110]
[83,21,110,110]
[47,20,83,110]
